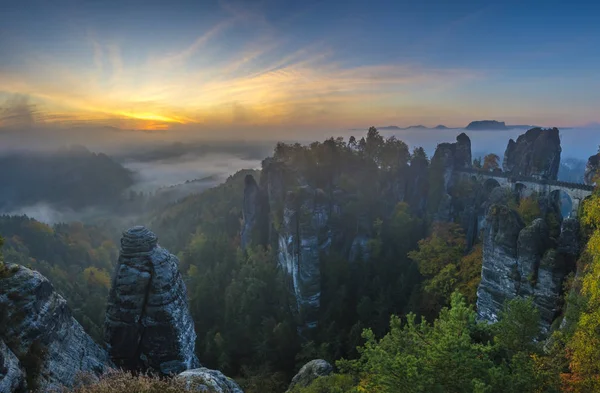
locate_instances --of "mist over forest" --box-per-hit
[1,121,598,225]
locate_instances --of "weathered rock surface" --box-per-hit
[431,133,472,193]
[477,206,578,334]
[177,368,244,393]
[477,204,525,323]
[105,226,198,375]
[278,186,332,329]
[0,264,110,391]
[585,153,600,185]
[286,359,333,392]
[503,128,562,180]
[241,174,269,250]
[0,339,25,393]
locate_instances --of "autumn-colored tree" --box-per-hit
[483,154,500,171]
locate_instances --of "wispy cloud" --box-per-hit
[0,1,484,132]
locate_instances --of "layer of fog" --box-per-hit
[123,152,261,192]
[2,117,599,225]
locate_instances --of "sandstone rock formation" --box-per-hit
[476,205,578,334]
[0,264,110,391]
[277,186,332,329]
[241,174,269,250]
[431,133,472,194]
[105,226,198,375]
[585,153,600,185]
[0,339,25,392]
[286,359,333,392]
[503,128,562,180]
[177,368,244,393]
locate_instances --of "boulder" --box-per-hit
[104,226,198,375]
[0,264,110,391]
[177,368,244,393]
[287,359,333,392]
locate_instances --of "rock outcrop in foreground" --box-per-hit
[0,264,110,391]
[286,359,333,392]
[177,368,244,393]
[503,127,562,180]
[105,226,198,375]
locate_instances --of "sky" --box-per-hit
[1,0,600,136]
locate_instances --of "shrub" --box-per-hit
[53,370,216,393]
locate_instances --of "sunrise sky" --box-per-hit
[1,0,599,133]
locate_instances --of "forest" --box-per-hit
[0,128,599,392]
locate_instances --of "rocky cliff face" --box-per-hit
[431,133,472,195]
[0,264,110,391]
[105,226,199,375]
[503,128,562,180]
[585,153,600,185]
[277,186,333,330]
[241,174,269,250]
[0,339,25,392]
[476,205,578,334]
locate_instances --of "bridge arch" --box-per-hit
[550,189,573,219]
[484,178,500,193]
[515,182,530,199]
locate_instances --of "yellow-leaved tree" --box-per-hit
[566,191,600,392]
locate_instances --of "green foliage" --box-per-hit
[565,192,600,391]
[56,370,209,393]
[289,374,357,393]
[0,215,117,341]
[516,194,542,225]
[307,293,559,393]
[407,223,482,314]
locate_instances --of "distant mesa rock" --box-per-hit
[177,368,244,393]
[0,264,110,391]
[434,124,449,129]
[105,226,199,375]
[466,120,508,131]
[585,153,600,185]
[286,359,333,392]
[503,127,562,180]
[377,125,402,130]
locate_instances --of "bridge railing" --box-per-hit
[456,167,595,192]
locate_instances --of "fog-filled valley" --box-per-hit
[1,125,598,226]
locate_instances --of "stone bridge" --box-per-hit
[456,168,595,218]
